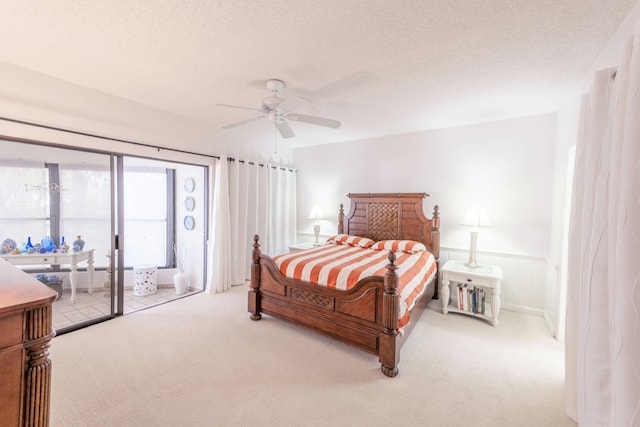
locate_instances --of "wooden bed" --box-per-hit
[248,192,440,377]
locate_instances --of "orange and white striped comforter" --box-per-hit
[273,244,437,329]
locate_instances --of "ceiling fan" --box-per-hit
[216,79,341,139]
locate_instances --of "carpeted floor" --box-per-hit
[49,284,576,426]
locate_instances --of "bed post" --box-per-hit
[431,205,441,259]
[431,205,441,299]
[379,251,400,377]
[248,235,262,321]
[338,203,344,234]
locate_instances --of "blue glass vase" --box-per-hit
[41,236,55,252]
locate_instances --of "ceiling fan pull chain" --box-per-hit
[274,125,278,155]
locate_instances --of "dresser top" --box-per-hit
[0,258,57,314]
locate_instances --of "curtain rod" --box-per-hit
[0,116,220,159]
[227,157,296,172]
[0,116,296,171]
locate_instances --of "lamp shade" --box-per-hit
[461,205,492,228]
[308,205,324,221]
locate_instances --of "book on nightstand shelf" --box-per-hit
[455,284,486,315]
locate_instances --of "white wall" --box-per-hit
[294,114,557,256]
[293,113,558,323]
[544,100,580,338]
[174,163,208,291]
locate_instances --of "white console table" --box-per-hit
[0,249,95,303]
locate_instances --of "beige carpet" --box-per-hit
[50,284,576,427]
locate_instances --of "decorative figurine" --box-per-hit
[73,235,85,252]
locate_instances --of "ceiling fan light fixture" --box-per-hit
[263,94,285,108]
[265,79,285,92]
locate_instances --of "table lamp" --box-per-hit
[461,205,491,268]
[308,205,324,246]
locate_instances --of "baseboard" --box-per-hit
[501,303,545,317]
[501,303,557,337]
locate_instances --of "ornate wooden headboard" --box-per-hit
[338,193,440,259]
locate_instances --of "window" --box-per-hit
[0,162,50,250]
[59,164,111,267]
[123,167,174,268]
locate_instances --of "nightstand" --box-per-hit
[440,260,503,326]
[288,242,317,252]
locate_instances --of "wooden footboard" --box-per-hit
[248,235,435,377]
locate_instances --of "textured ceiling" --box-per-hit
[0,1,637,151]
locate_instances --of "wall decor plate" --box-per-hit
[184,177,195,193]
[185,196,195,212]
[183,215,195,230]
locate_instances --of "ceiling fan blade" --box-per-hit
[215,103,263,113]
[286,113,341,129]
[275,119,295,139]
[221,116,265,129]
[277,96,311,113]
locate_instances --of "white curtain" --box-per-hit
[207,156,232,293]
[565,22,640,425]
[266,164,297,256]
[208,157,296,292]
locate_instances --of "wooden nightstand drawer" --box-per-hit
[455,275,491,287]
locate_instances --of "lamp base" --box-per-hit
[313,223,321,246]
[465,231,479,268]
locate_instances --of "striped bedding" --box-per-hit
[273,243,437,329]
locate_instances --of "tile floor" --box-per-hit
[52,285,199,331]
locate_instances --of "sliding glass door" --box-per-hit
[0,140,116,333]
[119,157,207,315]
[0,138,208,333]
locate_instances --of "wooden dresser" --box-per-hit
[0,258,57,426]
